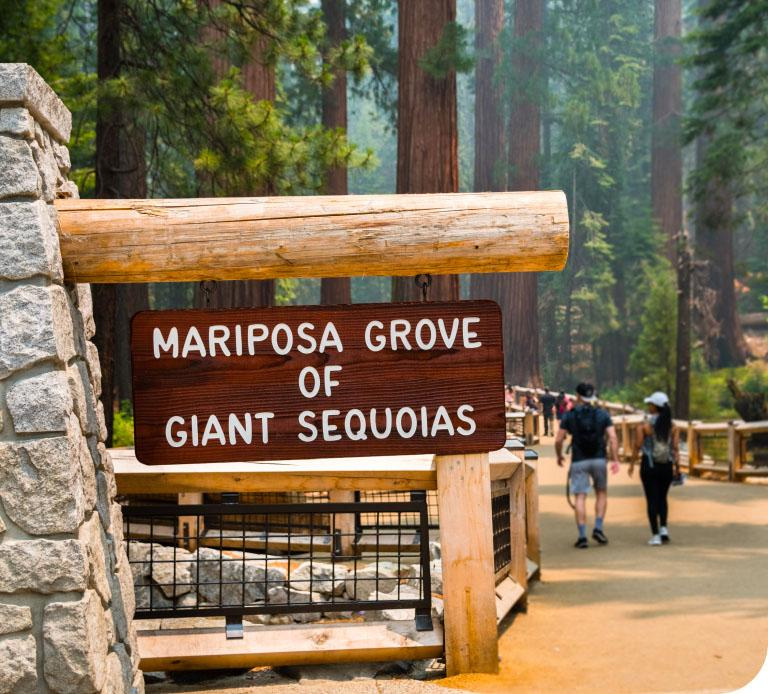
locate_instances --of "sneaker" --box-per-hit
[660,527,670,544]
[574,537,588,549]
[648,535,662,546]
[592,528,608,545]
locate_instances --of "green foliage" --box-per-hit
[113,401,135,447]
[627,263,677,400]
[419,21,473,79]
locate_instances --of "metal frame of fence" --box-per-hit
[123,499,434,632]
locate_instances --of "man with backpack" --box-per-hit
[555,383,620,548]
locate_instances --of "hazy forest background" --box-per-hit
[2,0,767,445]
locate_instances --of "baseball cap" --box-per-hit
[644,391,669,408]
[575,382,597,403]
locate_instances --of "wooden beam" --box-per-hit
[524,462,541,569]
[136,621,443,671]
[435,452,498,675]
[54,191,569,283]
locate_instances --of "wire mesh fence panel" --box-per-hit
[356,491,439,529]
[491,487,512,577]
[123,500,433,631]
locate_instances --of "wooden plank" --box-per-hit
[131,302,505,465]
[524,463,541,569]
[693,422,731,433]
[54,191,569,283]
[435,452,498,675]
[735,421,768,434]
[111,449,438,494]
[734,467,768,478]
[136,620,444,671]
[495,576,526,624]
[509,464,528,591]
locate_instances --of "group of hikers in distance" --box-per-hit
[512,383,683,548]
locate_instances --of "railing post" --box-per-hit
[727,422,739,482]
[177,492,203,551]
[435,453,498,675]
[510,463,528,594]
[687,422,699,475]
[328,490,356,557]
[524,462,541,572]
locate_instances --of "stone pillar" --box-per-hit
[0,64,142,693]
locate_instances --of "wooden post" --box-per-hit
[328,489,357,557]
[687,422,698,475]
[727,422,738,482]
[177,492,203,551]
[523,412,534,445]
[435,453,498,675]
[510,463,528,592]
[524,462,541,571]
[620,419,630,462]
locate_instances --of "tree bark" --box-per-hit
[694,135,747,368]
[320,0,351,305]
[393,0,459,302]
[504,0,543,387]
[675,230,692,419]
[96,0,149,439]
[652,0,683,264]
[194,17,275,309]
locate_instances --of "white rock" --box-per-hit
[197,547,286,605]
[150,545,195,598]
[345,563,400,600]
[0,634,37,693]
[43,590,109,693]
[6,368,71,433]
[290,560,347,596]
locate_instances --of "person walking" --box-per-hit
[630,391,680,545]
[540,387,556,436]
[555,383,620,548]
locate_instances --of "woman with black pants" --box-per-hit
[630,392,680,545]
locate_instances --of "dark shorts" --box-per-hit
[569,458,607,495]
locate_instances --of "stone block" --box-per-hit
[344,563,400,600]
[43,590,109,693]
[0,516,6,535]
[0,539,88,593]
[75,283,96,339]
[0,135,39,198]
[0,602,33,634]
[109,553,136,643]
[132,669,146,694]
[81,514,112,606]
[0,64,72,142]
[30,137,59,202]
[6,368,71,433]
[53,140,71,173]
[0,634,37,693]
[151,545,195,598]
[85,340,102,395]
[57,179,79,199]
[0,200,60,280]
[0,107,34,137]
[68,360,98,435]
[0,432,85,535]
[0,284,75,379]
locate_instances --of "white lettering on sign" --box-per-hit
[165,412,275,447]
[153,318,482,359]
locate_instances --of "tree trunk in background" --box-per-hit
[651,0,687,415]
[393,0,459,303]
[96,0,149,442]
[652,0,682,263]
[694,135,747,368]
[470,0,514,380]
[194,25,275,309]
[320,0,352,306]
[505,0,543,387]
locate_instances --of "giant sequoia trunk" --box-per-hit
[695,134,747,368]
[651,0,687,416]
[96,0,149,441]
[393,0,459,303]
[504,0,543,386]
[320,0,352,306]
[195,17,275,309]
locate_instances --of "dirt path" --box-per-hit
[146,441,767,693]
[443,441,768,693]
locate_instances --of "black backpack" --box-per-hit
[573,406,601,458]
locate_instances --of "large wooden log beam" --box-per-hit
[54,191,568,283]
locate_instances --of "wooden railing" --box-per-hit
[510,386,768,483]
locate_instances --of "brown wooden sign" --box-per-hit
[131,301,505,465]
